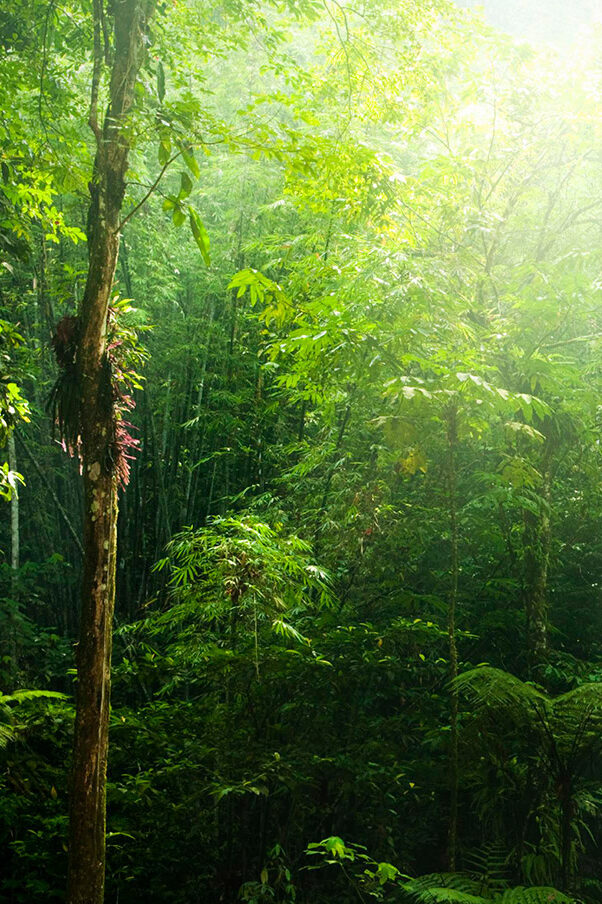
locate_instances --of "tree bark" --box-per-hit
[8,431,19,685]
[523,495,550,670]
[67,3,154,902]
[8,432,19,574]
[446,403,459,871]
[559,774,573,891]
[523,439,553,676]
[185,299,214,522]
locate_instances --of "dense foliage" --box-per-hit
[1,0,602,901]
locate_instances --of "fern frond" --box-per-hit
[0,689,67,705]
[405,873,488,904]
[454,667,549,723]
[404,873,577,904]
[552,684,602,729]
[463,842,510,895]
[415,891,487,904]
[0,723,16,748]
[496,886,576,904]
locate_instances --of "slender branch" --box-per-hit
[117,150,182,231]
[541,333,602,351]
[37,0,61,160]
[89,0,103,145]
[100,0,111,66]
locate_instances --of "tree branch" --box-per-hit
[117,150,182,232]
[89,0,103,145]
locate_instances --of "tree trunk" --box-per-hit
[559,774,573,891]
[67,3,154,902]
[446,403,459,871]
[185,298,214,522]
[523,443,552,676]
[8,432,19,573]
[8,431,19,685]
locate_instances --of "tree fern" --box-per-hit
[404,873,488,904]
[455,667,602,889]
[551,684,602,754]
[454,667,602,754]
[410,890,487,904]
[496,888,575,904]
[454,667,549,720]
[404,873,578,904]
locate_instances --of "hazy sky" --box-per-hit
[454,0,601,46]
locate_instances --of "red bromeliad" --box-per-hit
[50,305,141,489]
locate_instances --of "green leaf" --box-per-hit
[188,207,210,265]
[178,172,193,200]
[158,138,171,167]
[157,61,166,102]
[182,148,200,179]
[172,206,186,228]
[376,861,400,885]
[323,836,347,858]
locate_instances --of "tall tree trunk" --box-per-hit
[523,497,550,670]
[559,773,573,892]
[8,432,19,574]
[146,387,172,544]
[523,439,553,676]
[446,403,459,871]
[67,3,154,902]
[185,298,214,522]
[8,431,19,685]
